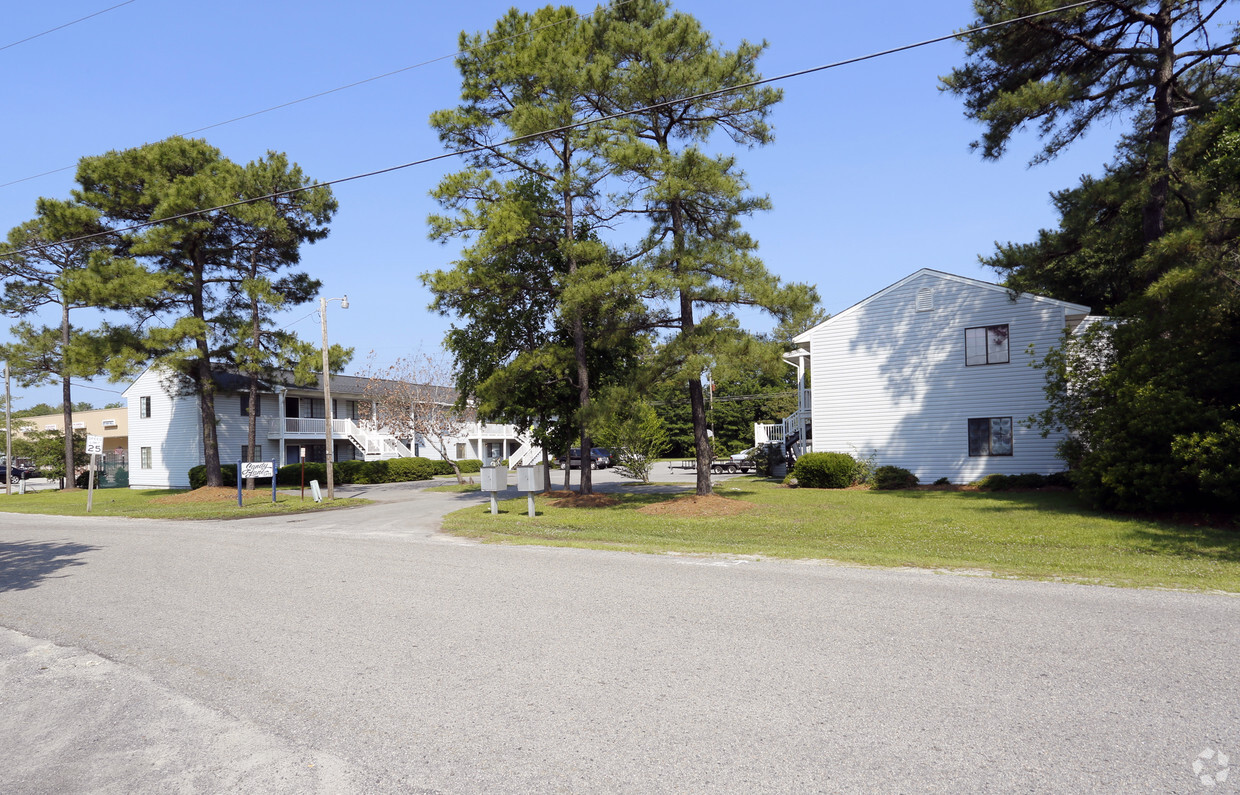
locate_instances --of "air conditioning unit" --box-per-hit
[72,422,86,429]
[102,419,117,428]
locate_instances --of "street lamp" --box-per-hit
[320,294,348,500]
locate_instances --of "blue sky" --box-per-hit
[2,0,1128,409]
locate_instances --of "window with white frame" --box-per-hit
[139,396,152,418]
[968,417,1013,456]
[965,324,1010,366]
[140,447,152,468]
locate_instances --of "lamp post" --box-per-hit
[320,294,348,500]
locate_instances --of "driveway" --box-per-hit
[1,486,1237,793]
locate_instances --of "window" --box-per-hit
[139,396,152,418]
[240,394,262,417]
[965,324,1009,366]
[968,417,1013,456]
[242,445,262,463]
[140,447,152,469]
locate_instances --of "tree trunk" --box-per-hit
[562,146,592,495]
[192,254,222,488]
[60,303,77,490]
[1143,4,1176,244]
[670,196,713,497]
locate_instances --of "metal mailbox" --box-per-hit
[480,464,509,493]
[515,465,545,493]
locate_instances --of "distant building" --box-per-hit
[123,366,538,489]
[758,269,1104,483]
[10,407,129,459]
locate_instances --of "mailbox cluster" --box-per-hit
[481,462,547,517]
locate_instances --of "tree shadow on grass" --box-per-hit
[0,540,99,593]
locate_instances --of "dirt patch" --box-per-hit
[549,492,620,509]
[637,494,755,518]
[152,487,266,505]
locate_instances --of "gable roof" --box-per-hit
[793,268,1092,343]
[123,364,458,405]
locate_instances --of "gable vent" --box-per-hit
[915,287,934,312]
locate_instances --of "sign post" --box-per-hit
[238,460,276,506]
[85,434,104,512]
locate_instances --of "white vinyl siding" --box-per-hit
[123,367,203,489]
[799,271,1079,482]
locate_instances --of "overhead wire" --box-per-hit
[0,1,136,53]
[4,0,1102,258]
[0,0,640,190]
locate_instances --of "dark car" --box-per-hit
[1,457,37,484]
[557,447,611,469]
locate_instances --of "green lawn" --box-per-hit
[442,479,1240,592]
[0,487,370,520]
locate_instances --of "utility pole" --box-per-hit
[4,361,12,497]
[320,295,348,500]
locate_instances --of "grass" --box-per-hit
[0,487,370,520]
[441,479,1240,592]
[425,483,481,493]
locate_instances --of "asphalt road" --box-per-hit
[1,482,1238,793]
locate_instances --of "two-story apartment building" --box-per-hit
[758,269,1100,483]
[123,366,538,489]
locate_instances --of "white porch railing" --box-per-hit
[268,417,411,460]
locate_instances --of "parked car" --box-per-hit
[557,448,611,469]
[0,456,37,484]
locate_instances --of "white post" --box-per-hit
[321,297,335,500]
[86,454,95,512]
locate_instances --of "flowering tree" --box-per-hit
[357,352,473,483]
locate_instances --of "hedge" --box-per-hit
[792,452,858,489]
[190,458,445,489]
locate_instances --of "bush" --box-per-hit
[456,458,483,474]
[1009,473,1048,489]
[974,473,1063,491]
[113,466,129,488]
[933,477,951,486]
[426,459,456,476]
[388,457,435,481]
[974,474,1012,491]
[275,462,338,487]
[336,459,366,483]
[792,452,858,489]
[871,465,919,490]
[188,464,240,489]
[1045,471,1073,489]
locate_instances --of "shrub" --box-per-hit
[425,459,456,476]
[456,458,483,474]
[1045,471,1073,489]
[113,466,129,488]
[871,465,919,490]
[792,452,857,489]
[388,457,434,481]
[336,460,365,483]
[933,477,951,486]
[275,462,339,487]
[188,464,239,489]
[974,474,1012,491]
[1009,473,1048,489]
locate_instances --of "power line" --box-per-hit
[4,0,1101,258]
[0,0,639,190]
[0,1,136,53]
